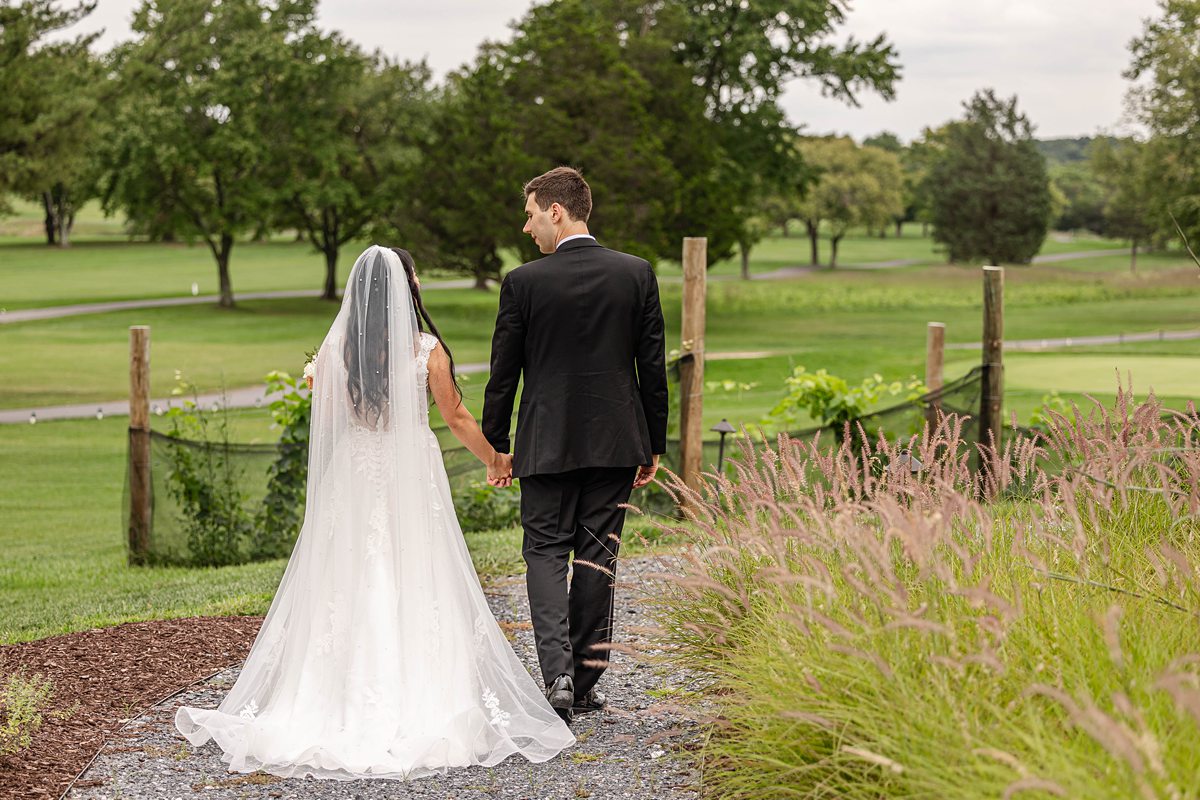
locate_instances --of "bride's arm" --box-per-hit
[427,343,509,476]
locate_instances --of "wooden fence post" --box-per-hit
[980,267,1004,468]
[128,326,151,565]
[925,322,945,433]
[679,237,707,494]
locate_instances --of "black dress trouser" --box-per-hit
[518,465,637,696]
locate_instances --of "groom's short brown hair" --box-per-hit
[523,167,592,222]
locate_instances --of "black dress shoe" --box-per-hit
[572,687,606,714]
[546,674,574,723]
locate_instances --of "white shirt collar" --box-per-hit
[555,234,596,250]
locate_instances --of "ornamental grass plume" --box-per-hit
[645,387,1200,799]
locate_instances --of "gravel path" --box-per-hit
[63,557,702,800]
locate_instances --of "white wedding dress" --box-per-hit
[175,246,574,780]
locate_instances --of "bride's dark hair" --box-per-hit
[343,248,463,427]
[344,255,391,428]
[391,247,463,402]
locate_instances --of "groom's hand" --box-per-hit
[488,452,514,488]
[633,454,661,489]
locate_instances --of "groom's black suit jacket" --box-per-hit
[483,238,669,478]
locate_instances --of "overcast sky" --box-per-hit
[67,0,1160,142]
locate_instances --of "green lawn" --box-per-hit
[0,237,494,311]
[1,205,1155,310]
[2,226,1198,645]
[0,413,669,645]
[4,249,1198,413]
[1005,352,1200,398]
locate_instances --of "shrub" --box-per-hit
[761,366,926,439]
[253,370,310,559]
[0,672,55,756]
[163,376,254,567]
[458,480,522,533]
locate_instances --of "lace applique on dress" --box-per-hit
[415,332,438,389]
[482,687,511,728]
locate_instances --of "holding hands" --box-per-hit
[488,451,514,488]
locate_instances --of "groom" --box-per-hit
[482,166,668,723]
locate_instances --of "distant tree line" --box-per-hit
[0,0,901,305]
[761,1,1200,272]
[4,0,1198,296]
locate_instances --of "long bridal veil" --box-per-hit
[175,246,573,780]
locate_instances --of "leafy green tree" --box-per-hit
[924,90,1052,265]
[678,1,900,114]
[1091,137,1160,273]
[96,0,322,307]
[405,47,533,288]
[864,131,905,236]
[676,0,900,262]
[0,1,104,245]
[796,137,903,267]
[1125,0,1200,246]
[905,129,946,237]
[760,192,798,238]
[736,206,771,280]
[505,1,680,262]
[277,38,434,300]
[863,131,903,153]
[1035,137,1103,165]
[1049,162,1106,234]
[408,0,900,278]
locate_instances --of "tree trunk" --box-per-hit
[781,219,790,237]
[922,222,929,237]
[41,192,56,245]
[831,235,842,268]
[895,219,903,238]
[53,186,71,248]
[322,246,339,300]
[1130,238,1138,275]
[806,220,819,266]
[216,234,235,308]
[320,210,340,301]
[473,267,491,290]
[878,227,886,239]
[740,241,751,280]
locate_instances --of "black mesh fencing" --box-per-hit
[628,366,989,515]
[126,369,990,566]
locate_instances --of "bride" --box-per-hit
[175,245,574,780]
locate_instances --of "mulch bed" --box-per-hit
[0,616,264,800]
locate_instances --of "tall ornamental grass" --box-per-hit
[648,391,1200,799]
